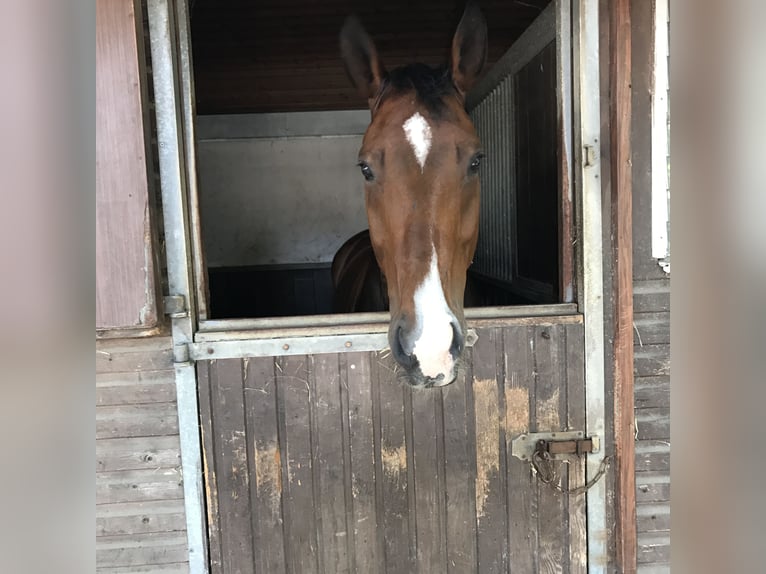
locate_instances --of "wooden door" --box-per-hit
[198,314,588,573]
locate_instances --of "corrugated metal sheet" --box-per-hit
[190,0,551,113]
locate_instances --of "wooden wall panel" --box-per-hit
[199,318,589,573]
[629,4,671,569]
[96,336,188,574]
[190,0,552,114]
[96,0,158,332]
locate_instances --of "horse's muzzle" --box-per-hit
[389,316,464,387]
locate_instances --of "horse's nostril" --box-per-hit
[398,326,412,357]
[449,322,465,358]
[390,322,415,369]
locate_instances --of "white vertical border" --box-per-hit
[147,1,209,573]
[651,0,670,271]
[573,0,608,571]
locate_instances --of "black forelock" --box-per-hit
[378,63,457,116]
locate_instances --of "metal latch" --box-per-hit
[511,431,609,496]
[536,436,594,457]
[512,431,598,461]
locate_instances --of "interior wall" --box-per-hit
[196,110,370,268]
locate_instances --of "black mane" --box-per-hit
[380,63,457,115]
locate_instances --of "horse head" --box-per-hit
[340,3,487,387]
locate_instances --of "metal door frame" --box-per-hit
[147,1,607,572]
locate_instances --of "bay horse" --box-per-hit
[334,3,487,388]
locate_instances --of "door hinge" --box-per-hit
[511,431,600,461]
[163,295,188,318]
[172,343,194,366]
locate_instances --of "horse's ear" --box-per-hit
[450,2,488,98]
[340,16,386,107]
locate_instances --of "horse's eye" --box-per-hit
[358,161,375,182]
[468,153,484,175]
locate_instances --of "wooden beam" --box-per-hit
[610,0,637,571]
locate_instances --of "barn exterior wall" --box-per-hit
[631,0,670,571]
[96,336,190,574]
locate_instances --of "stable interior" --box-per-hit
[190,0,557,320]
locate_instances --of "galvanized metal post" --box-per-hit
[147,1,208,572]
[573,0,608,571]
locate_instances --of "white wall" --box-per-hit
[196,111,370,267]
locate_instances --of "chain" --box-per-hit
[530,449,611,496]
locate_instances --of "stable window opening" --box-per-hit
[189,0,570,322]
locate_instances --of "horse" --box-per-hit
[334,2,487,388]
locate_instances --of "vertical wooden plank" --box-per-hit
[411,385,447,572]
[442,358,479,573]
[373,352,413,573]
[209,359,255,574]
[565,323,588,574]
[243,357,286,573]
[197,361,222,574]
[533,324,567,574]
[503,325,536,574]
[471,327,508,573]
[96,0,158,330]
[310,354,350,574]
[276,355,319,574]
[611,0,637,571]
[343,352,380,573]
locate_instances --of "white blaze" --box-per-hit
[412,247,456,380]
[402,112,432,172]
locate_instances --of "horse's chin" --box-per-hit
[400,360,462,389]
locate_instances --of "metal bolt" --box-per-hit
[283,344,290,350]
[345,341,352,348]
[207,348,214,355]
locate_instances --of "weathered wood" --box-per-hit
[243,356,287,574]
[96,532,189,568]
[503,325,537,574]
[97,500,187,536]
[534,325,567,574]
[97,345,174,373]
[634,441,670,472]
[209,359,255,574]
[632,280,670,313]
[637,533,671,564]
[309,354,350,573]
[277,355,319,574]
[96,0,158,331]
[97,468,183,505]
[97,563,189,574]
[635,473,670,504]
[97,403,179,439]
[441,360,479,573]
[343,352,380,573]
[609,0,637,570]
[634,408,670,441]
[636,504,670,533]
[97,436,181,472]
[195,320,590,573]
[373,352,413,573]
[565,323,588,574]
[411,384,446,572]
[634,376,670,409]
[471,327,508,574]
[632,313,670,346]
[97,370,177,406]
[196,362,223,574]
[633,345,670,377]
